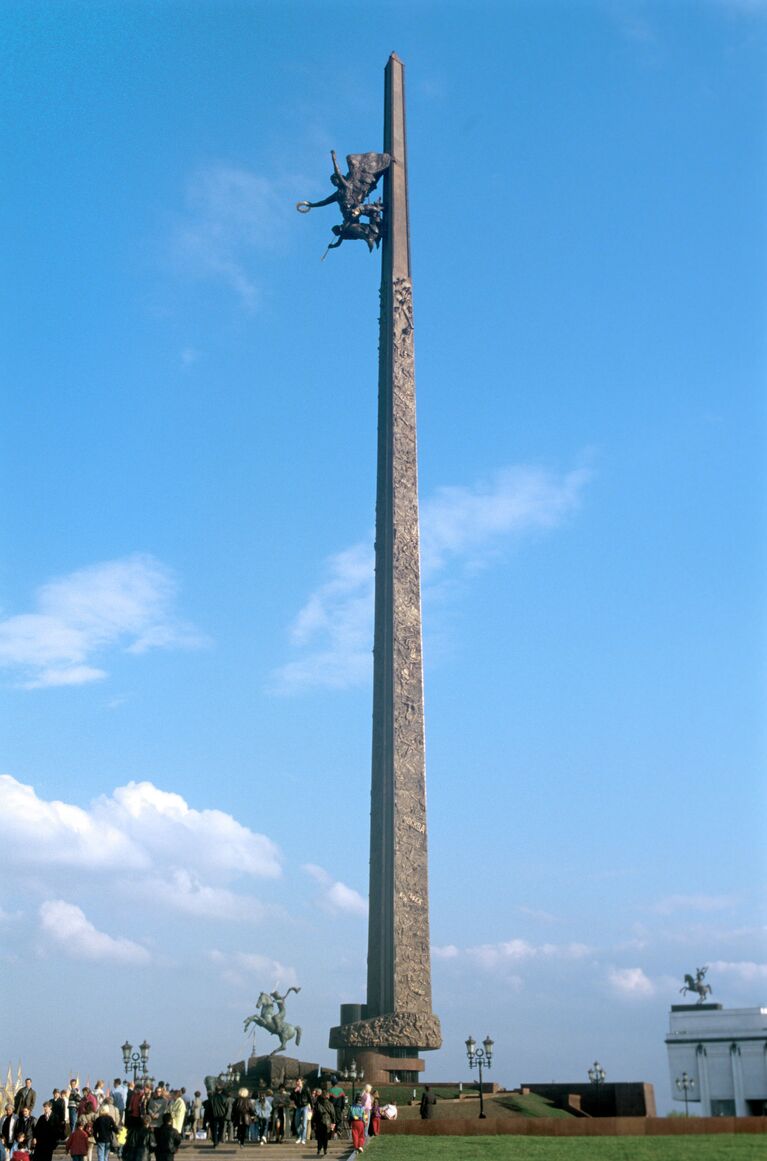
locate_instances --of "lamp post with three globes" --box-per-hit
[465,1035,494,1119]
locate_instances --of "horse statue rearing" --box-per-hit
[243,986,302,1056]
[680,966,712,1004]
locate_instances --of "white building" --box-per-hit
[666,1004,767,1116]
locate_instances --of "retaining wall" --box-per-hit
[380,1116,766,1137]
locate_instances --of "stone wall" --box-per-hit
[520,1081,656,1117]
[378,1115,767,1136]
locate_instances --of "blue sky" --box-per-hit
[1,0,765,1116]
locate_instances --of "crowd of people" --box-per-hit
[1,1077,187,1161]
[202,1077,394,1156]
[0,1076,396,1161]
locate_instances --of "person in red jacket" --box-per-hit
[66,1117,91,1161]
[11,1132,31,1161]
[76,1091,98,1129]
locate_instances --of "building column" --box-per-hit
[696,1044,711,1116]
[730,1043,747,1117]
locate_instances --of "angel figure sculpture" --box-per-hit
[297,150,391,253]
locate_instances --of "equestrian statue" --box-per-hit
[243,986,302,1056]
[680,966,712,1004]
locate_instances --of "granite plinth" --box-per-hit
[238,1055,323,1089]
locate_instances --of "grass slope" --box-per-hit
[370,1089,572,1120]
[496,1093,573,1118]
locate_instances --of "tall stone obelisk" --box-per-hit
[329,53,441,1085]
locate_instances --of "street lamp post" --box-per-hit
[588,1061,606,1111]
[341,1060,364,1104]
[218,1065,241,1092]
[465,1036,494,1119]
[676,1072,695,1117]
[121,1040,151,1083]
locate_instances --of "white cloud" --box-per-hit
[614,934,650,953]
[39,900,150,965]
[468,940,536,968]
[434,937,592,972]
[709,959,767,983]
[96,781,282,880]
[0,775,282,929]
[34,664,108,687]
[0,775,144,869]
[651,894,738,916]
[268,542,374,694]
[209,949,299,992]
[0,554,207,689]
[130,870,273,922]
[608,966,655,998]
[467,939,592,970]
[303,864,368,917]
[270,463,591,693]
[172,164,289,309]
[420,465,591,574]
[105,694,130,710]
[516,905,559,924]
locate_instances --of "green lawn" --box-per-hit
[363,1136,764,1160]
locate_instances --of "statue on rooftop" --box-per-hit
[680,966,712,1004]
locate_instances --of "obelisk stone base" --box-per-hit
[329,1010,441,1085]
[329,1012,442,1051]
